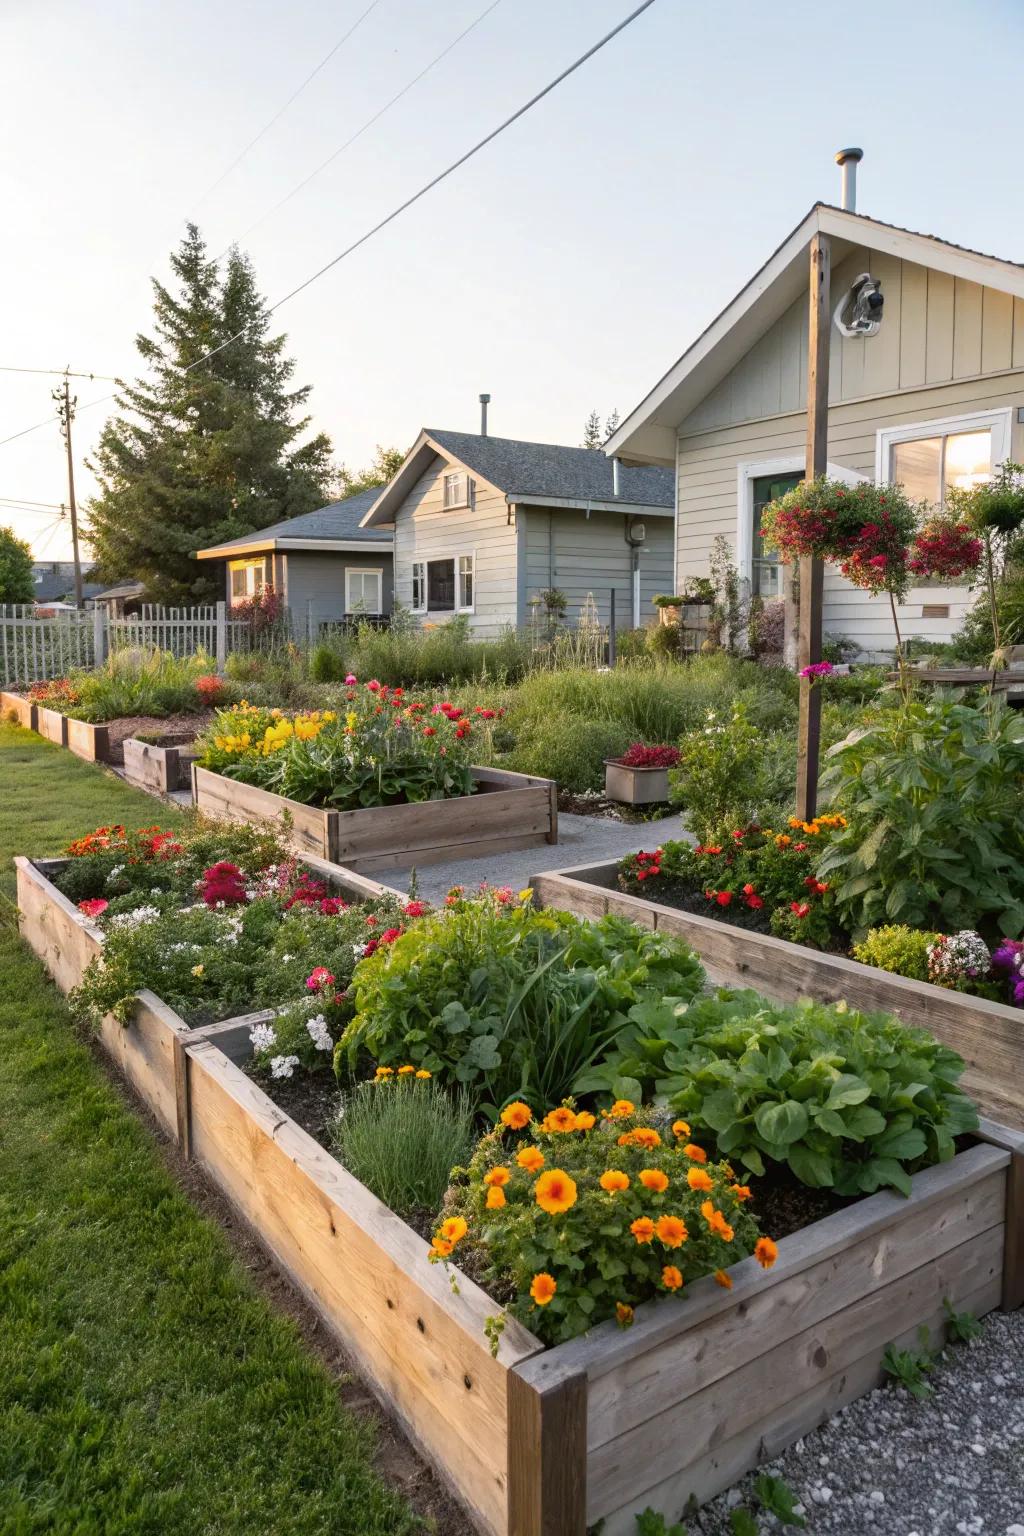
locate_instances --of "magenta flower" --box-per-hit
[78,897,109,918]
[799,661,835,678]
[344,673,357,685]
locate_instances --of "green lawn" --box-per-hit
[0,722,419,1535]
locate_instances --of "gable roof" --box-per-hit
[196,486,393,560]
[32,562,104,603]
[606,202,1024,466]
[361,429,674,527]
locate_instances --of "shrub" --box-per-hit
[507,714,632,791]
[338,890,705,1117]
[852,926,939,982]
[817,694,1024,938]
[308,641,350,683]
[668,706,790,838]
[195,673,226,706]
[579,991,978,1196]
[334,1075,475,1220]
[439,1105,764,1345]
[64,648,217,721]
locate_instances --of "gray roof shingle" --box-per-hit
[426,429,674,506]
[201,486,392,555]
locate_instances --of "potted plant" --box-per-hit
[652,593,685,628]
[604,741,681,804]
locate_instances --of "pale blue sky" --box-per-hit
[2,0,1022,559]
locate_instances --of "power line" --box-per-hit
[0,366,120,380]
[227,0,503,251]
[0,495,65,509]
[196,0,385,208]
[0,0,659,451]
[0,411,62,449]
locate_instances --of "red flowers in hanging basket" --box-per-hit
[908,518,983,582]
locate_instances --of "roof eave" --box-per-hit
[510,494,673,516]
[195,536,394,559]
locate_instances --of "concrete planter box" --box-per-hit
[192,762,558,873]
[123,736,198,794]
[0,689,36,730]
[604,759,672,805]
[16,853,1024,1533]
[530,860,1024,1134]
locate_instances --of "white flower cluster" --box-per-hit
[250,1022,278,1053]
[108,904,162,930]
[927,930,991,984]
[306,1013,333,1052]
[270,1054,300,1079]
[106,864,125,885]
[169,941,204,955]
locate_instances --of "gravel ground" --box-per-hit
[373,809,689,902]
[690,1309,1024,1536]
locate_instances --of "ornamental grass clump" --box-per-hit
[437,1101,767,1346]
[333,1072,475,1220]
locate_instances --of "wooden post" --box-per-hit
[795,231,831,821]
[215,600,226,672]
[507,1357,587,1536]
[92,604,107,667]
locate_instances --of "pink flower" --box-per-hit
[344,673,357,685]
[78,897,109,918]
[306,966,335,990]
[799,661,834,678]
[366,679,381,692]
[404,900,427,917]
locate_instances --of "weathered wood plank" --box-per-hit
[97,988,192,1139]
[186,1042,543,1536]
[123,737,185,793]
[34,705,68,747]
[66,717,111,763]
[586,1223,1003,1520]
[981,1117,1024,1311]
[507,1355,587,1536]
[332,787,553,866]
[193,765,333,859]
[0,689,36,729]
[15,855,103,992]
[592,1272,1001,1535]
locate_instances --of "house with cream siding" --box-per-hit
[196,485,394,626]
[606,201,1024,657]
[360,428,675,637]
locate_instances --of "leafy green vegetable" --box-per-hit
[754,1473,806,1527]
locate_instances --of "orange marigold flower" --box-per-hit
[437,1216,468,1246]
[415,1068,432,1079]
[655,1215,688,1248]
[683,1143,708,1164]
[687,1167,713,1192]
[430,1237,453,1258]
[671,1119,691,1139]
[661,1264,684,1291]
[529,1272,557,1306]
[730,1183,752,1201]
[615,1301,634,1327]
[535,1169,577,1215]
[517,1146,545,1173]
[485,1185,506,1209]
[714,1268,733,1290]
[542,1106,579,1134]
[599,1169,630,1193]
[574,1111,596,1131]
[484,1166,511,1187]
[628,1127,662,1149]
[639,1168,669,1193]
[630,1217,655,1245]
[755,1236,779,1270]
[609,1099,635,1118]
[397,1064,416,1075]
[374,1065,394,1078]
[501,1101,532,1130]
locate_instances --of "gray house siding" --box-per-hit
[284,552,393,625]
[521,508,674,631]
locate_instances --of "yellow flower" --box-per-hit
[484,1166,511,1187]
[397,1064,416,1075]
[609,1099,635,1118]
[415,1068,432,1079]
[661,1265,683,1291]
[834,999,849,1015]
[374,1066,394,1079]
[687,1167,713,1193]
[517,1146,545,1173]
[529,1272,557,1306]
[655,1215,688,1248]
[500,1101,532,1130]
[542,1106,578,1134]
[630,1217,655,1245]
[437,1216,467,1246]
[599,1169,630,1193]
[574,1111,596,1131]
[518,888,533,902]
[485,1185,506,1210]
[345,711,358,732]
[639,1168,669,1193]
[534,1169,577,1215]
[615,1301,634,1327]
[191,963,204,977]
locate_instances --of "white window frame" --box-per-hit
[408,551,476,617]
[229,557,266,600]
[875,407,1012,499]
[735,456,867,594]
[442,471,474,510]
[345,566,383,615]
[411,560,426,614]
[458,552,474,612]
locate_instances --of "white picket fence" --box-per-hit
[0,602,286,688]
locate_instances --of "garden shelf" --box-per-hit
[529,859,1024,1135]
[191,762,559,872]
[15,853,1024,1534]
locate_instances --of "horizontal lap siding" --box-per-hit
[523,508,673,629]
[394,457,517,637]
[284,551,394,622]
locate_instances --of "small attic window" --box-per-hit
[443,471,473,510]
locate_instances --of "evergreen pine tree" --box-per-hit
[581,409,603,450]
[86,226,336,604]
[605,407,620,437]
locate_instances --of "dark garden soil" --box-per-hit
[559,789,675,822]
[250,1063,340,1148]
[103,711,210,764]
[624,875,852,952]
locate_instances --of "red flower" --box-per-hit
[747,893,764,910]
[379,927,403,944]
[715,891,733,907]
[319,897,347,916]
[790,902,811,919]
[306,966,335,990]
[423,727,436,737]
[404,900,427,917]
[78,897,109,918]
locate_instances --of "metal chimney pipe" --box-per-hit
[834,147,863,212]
[479,393,491,436]
[612,457,621,497]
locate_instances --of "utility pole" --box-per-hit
[53,374,83,608]
[795,231,831,820]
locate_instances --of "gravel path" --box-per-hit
[690,1309,1024,1536]
[373,810,689,902]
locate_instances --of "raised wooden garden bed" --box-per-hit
[0,690,111,760]
[15,852,1024,1534]
[530,860,1024,1134]
[1,688,36,730]
[192,762,559,872]
[123,735,197,793]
